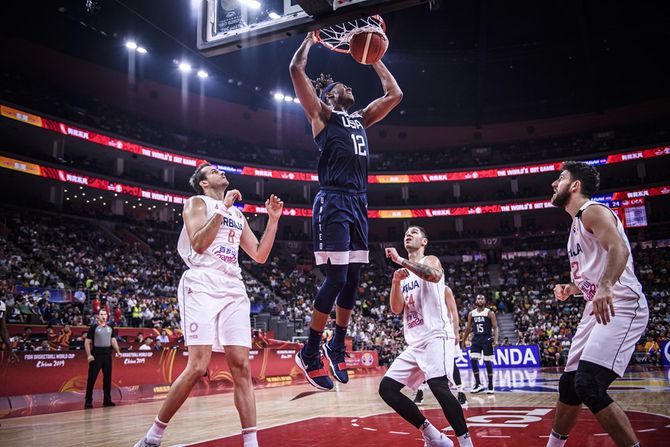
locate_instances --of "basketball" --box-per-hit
[349,30,388,65]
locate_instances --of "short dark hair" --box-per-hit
[312,73,335,99]
[189,162,212,195]
[561,161,600,198]
[408,225,428,240]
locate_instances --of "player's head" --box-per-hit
[403,225,428,253]
[313,73,354,109]
[551,161,600,208]
[189,162,229,195]
[475,294,486,308]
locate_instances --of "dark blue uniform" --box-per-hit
[312,110,369,265]
[470,309,494,357]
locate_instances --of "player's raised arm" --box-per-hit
[582,204,628,324]
[386,248,443,283]
[360,60,403,128]
[489,310,499,347]
[444,286,460,343]
[289,33,329,133]
[239,194,284,264]
[390,268,409,314]
[184,190,240,254]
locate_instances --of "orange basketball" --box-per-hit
[349,31,388,65]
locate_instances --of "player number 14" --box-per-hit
[351,134,367,156]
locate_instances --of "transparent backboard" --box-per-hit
[197,0,428,56]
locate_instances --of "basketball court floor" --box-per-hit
[1,366,668,446]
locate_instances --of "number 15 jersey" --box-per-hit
[315,110,369,193]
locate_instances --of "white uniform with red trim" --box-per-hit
[385,257,456,390]
[564,200,648,377]
[176,195,251,350]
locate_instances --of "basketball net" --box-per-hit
[315,15,386,54]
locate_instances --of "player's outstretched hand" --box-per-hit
[592,285,615,325]
[392,268,409,283]
[223,189,242,209]
[306,31,317,43]
[385,247,403,265]
[265,194,284,220]
[554,283,579,301]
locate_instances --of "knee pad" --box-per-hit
[558,371,582,406]
[314,264,348,314]
[336,264,362,310]
[574,361,617,414]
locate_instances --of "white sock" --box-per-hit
[420,420,442,442]
[146,418,168,444]
[456,384,464,393]
[458,432,473,447]
[546,430,568,447]
[242,426,258,447]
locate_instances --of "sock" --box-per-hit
[546,429,568,447]
[420,420,442,442]
[458,432,473,447]
[242,427,258,447]
[304,328,323,356]
[146,418,168,444]
[332,324,347,349]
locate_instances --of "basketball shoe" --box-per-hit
[134,438,160,447]
[457,391,467,406]
[424,433,454,447]
[295,347,334,391]
[413,388,424,405]
[322,341,349,384]
[470,384,486,394]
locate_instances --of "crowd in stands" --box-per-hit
[3,71,669,173]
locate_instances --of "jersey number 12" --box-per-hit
[351,134,367,156]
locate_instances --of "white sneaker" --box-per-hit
[134,438,160,447]
[487,387,495,394]
[470,384,486,394]
[424,434,454,447]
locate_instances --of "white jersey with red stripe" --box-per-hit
[400,257,453,347]
[177,195,245,278]
[567,200,644,301]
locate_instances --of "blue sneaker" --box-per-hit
[322,341,349,384]
[295,347,334,391]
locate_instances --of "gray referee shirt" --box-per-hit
[87,324,114,353]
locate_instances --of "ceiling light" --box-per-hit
[136,46,147,54]
[273,92,284,101]
[293,97,300,104]
[283,95,293,102]
[178,62,192,73]
[125,41,138,50]
[197,70,208,78]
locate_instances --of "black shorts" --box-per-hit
[312,189,368,265]
[470,336,494,359]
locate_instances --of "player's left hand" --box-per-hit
[385,247,403,265]
[265,194,284,220]
[591,284,615,325]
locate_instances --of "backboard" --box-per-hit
[197,0,429,56]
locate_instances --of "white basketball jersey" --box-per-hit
[177,195,245,278]
[400,257,453,347]
[567,200,644,301]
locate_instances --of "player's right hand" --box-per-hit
[87,355,95,363]
[554,283,578,301]
[392,268,409,283]
[223,189,242,208]
[306,31,317,43]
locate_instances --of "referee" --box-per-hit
[84,309,121,409]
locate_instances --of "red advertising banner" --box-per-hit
[2,103,669,185]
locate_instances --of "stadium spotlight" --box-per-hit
[197,69,209,78]
[178,62,192,73]
[269,12,281,19]
[273,92,285,101]
[293,97,300,104]
[283,95,293,102]
[125,41,138,50]
[136,46,148,54]
[239,0,261,9]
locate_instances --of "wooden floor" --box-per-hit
[1,368,668,447]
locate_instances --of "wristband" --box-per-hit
[398,257,407,266]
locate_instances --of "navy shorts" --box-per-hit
[312,189,369,265]
[470,336,494,359]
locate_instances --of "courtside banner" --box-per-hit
[662,341,670,367]
[2,102,669,184]
[455,345,541,368]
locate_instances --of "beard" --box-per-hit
[551,188,570,208]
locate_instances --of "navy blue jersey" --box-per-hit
[471,308,493,337]
[314,110,369,193]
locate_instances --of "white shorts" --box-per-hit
[385,337,455,391]
[178,268,252,351]
[565,294,648,377]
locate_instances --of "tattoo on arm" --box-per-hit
[399,258,443,282]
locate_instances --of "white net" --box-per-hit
[316,15,386,53]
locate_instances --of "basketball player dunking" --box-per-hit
[289,32,403,390]
[545,161,649,447]
[381,226,474,447]
[462,294,498,394]
[135,163,283,447]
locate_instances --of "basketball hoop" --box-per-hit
[315,15,386,54]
